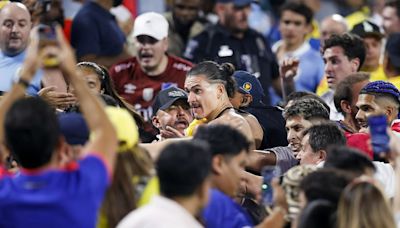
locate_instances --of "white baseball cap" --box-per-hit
[133,12,168,40]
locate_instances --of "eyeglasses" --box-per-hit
[136,35,159,45]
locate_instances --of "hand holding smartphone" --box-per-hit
[261,166,281,206]
[368,114,390,155]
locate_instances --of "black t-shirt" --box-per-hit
[184,24,279,105]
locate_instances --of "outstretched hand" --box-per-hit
[280,58,299,81]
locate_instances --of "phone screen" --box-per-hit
[261,166,281,206]
[368,114,390,154]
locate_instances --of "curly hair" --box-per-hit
[322,33,366,71]
[283,98,329,121]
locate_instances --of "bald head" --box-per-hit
[0,2,32,56]
[320,14,348,45]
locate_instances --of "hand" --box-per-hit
[160,126,185,139]
[54,26,78,76]
[38,86,77,110]
[272,178,288,211]
[20,27,41,80]
[241,171,262,202]
[280,58,299,81]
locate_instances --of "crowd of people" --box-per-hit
[1,0,400,227]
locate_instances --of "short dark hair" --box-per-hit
[286,91,331,114]
[286,91,314,103]
[385,0,400,18]
[156,140,212,198]
[323,33,366,71]
[187,61,237,98]
[5,97,60,168]
[283,98,330,121]
[300,168,352,205]
[334,72,370,114]
[302,123,346,152]
[324,146,376,176]
[297,200,336,228]
[279,2,314,24]
[193,124,250,158]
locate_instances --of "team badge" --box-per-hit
[124,83,136,94]
[242,82,252,92]
[142,88,154,102]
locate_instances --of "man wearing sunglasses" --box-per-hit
[109,12,193,142]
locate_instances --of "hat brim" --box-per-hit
[133,32,163,41]
[237,87,250,94]
[362,32,384,40]
[159,97,188,111]
[233,0,254,7]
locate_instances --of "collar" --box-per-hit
[0,50,26,60]
[151,196,201,226]
[272,40,311,58]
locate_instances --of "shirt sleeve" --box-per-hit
[71,17,101,59]
[267,147,298,174]
[78,155,110,191]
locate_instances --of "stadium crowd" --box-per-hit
[1,0,400,227]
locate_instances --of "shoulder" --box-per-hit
[169,55,193,70]
[110,57,137,74]
[204,189,253,227]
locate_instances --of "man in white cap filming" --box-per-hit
[109,12,193,142]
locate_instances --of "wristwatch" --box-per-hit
[13,68,31,88]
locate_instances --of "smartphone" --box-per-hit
[261,166,281,206]
[38,24,59,68]
[368,114,390,154]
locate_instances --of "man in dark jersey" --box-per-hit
[109,12,193,141]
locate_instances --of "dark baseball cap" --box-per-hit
[58,112,89,146]
[217,0,255,7]
[386,33,400,69]
[233,71,265,105]
[351,20,384,39]
[152,87,188,116]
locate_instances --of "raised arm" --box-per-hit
[56,27,117,170]
[0,29,41,152]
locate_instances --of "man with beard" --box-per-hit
[151,87,193,141]
[356,80,400,137]
[71,0,131,68]
[247,98,330,174]
[110,12,193,142]
[0,2,41,95]
[183,0,280,106]
[164,0,207,57]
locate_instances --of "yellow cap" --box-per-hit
[0,1,10,9]
[105,107,139,152]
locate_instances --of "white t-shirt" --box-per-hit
[373,161,395,198]
[117,196,203,228]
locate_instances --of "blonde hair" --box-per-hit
[337,180,396,228]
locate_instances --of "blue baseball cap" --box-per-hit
[58,112,89,146]
[217,0,254,7]
[233,71,265,106]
